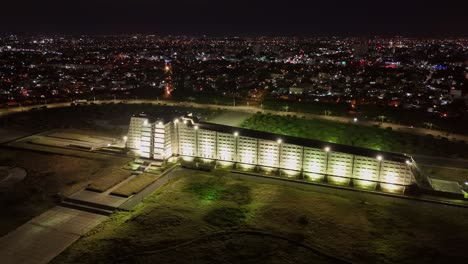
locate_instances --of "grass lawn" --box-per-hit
[419,165,468,184]
[144,165,162,174]
[122,161,141,171]
[87,167,132,192]
[47,131,110,143]
[111,173,160,197]
[241,114,468,158]
[53,170,468,264]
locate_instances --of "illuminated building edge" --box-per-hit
[127,114,416,193]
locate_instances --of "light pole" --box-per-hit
[377,155,383,188]
[324,146,330,180]
[277,139,282,176]
[194,125,199,157]
[174,119,179,156]
[234,132,239,163]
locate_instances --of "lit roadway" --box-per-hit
[1,99,468,168]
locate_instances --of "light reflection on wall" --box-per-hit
[261,149,277,167]
[380,183,405,194]
[240,152,255,164]
[304,161,325,174]
[181,145,194,156]
[218,149,234,161]
[331,164,347,177]
[328,175,350,186]
[303,172,325,182]
[282,157,300,170]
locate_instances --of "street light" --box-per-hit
[376,155,383,161]
[194,125,199,130]
[324,146,331,152]
[123,136,128,141]
[353,117,358,122]
[277,139,282,144]
[234,131,239,137]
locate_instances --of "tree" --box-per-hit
[423,122,434,130]
[378,115,386,124]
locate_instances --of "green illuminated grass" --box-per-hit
[52,170,468,264]
[122,161,140,171]
[111,173,158,197]
[241,114,468,158]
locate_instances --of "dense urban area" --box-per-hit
[1,35,467,133]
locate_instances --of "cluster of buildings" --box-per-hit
[0,35,466,118]
[126,113,417,194]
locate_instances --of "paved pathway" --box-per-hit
[0,206,106,264]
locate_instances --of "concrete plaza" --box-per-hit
[0,206,106,264]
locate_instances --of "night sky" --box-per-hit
[2,0,468,36]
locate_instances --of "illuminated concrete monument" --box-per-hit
[127,113,418,193]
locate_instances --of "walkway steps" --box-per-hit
[61,197,117,215]
[60,202,113,216]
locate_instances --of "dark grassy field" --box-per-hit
[241,113,468,159]
[53,170,468,264]
[0,103,221,137]
[0,148,130,236]
[419,165,468,184]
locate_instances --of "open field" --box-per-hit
[111,174,161,197]
[241,113,468,159]
[419,165,468,184]
[262,98,468,135]
[53,170,468,264]
[0,103,222,138]
[0,148,131,236]
[207,110,254,126]
[86,167,132,193]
